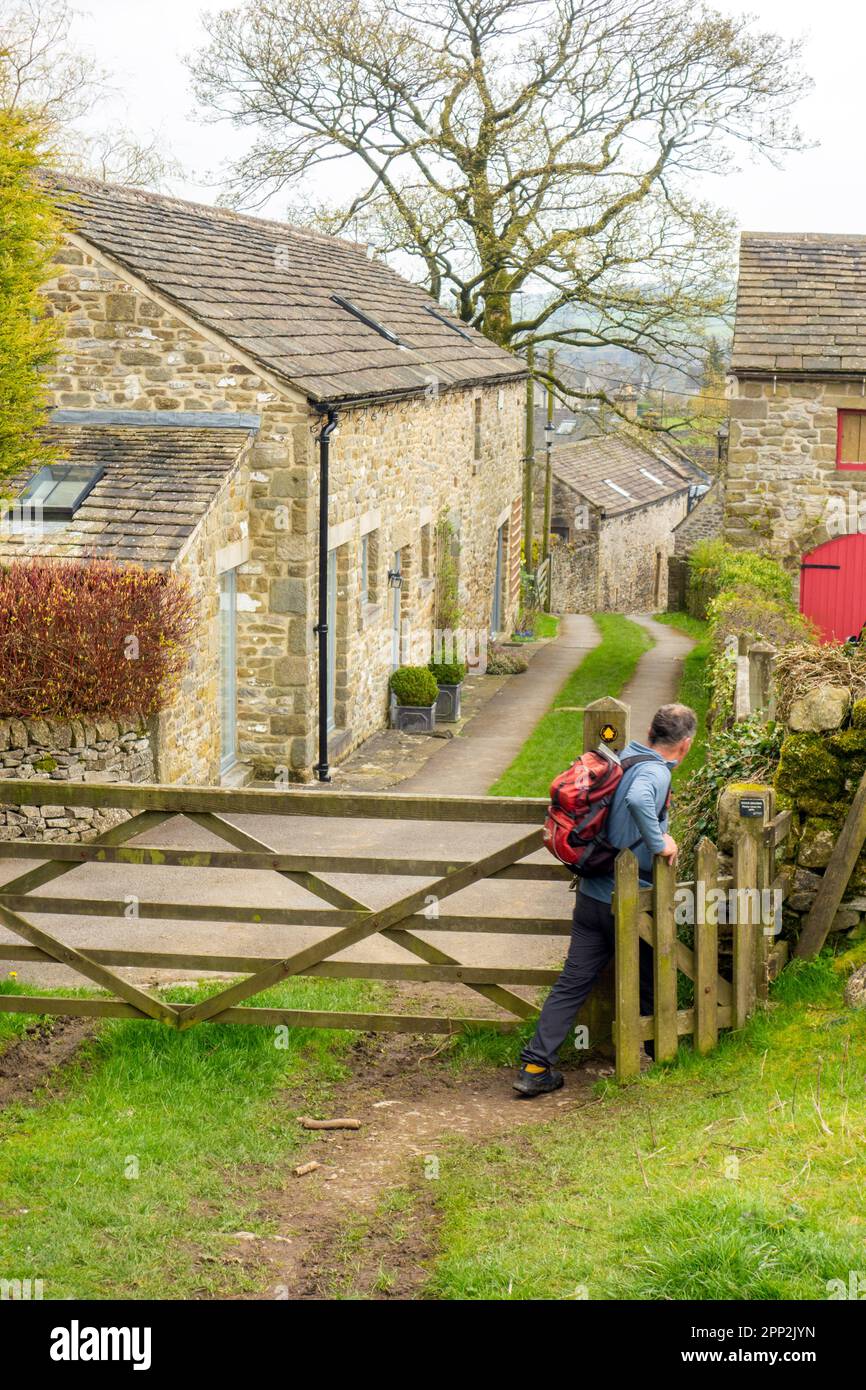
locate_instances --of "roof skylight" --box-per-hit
[19,463,104,520]
[331,293,404,346]
[424,304,473,341]
[639,467,666,487]
[603,478,632,499]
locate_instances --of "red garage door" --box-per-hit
[800,534,866,643]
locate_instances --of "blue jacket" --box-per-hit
[580,740,675,905]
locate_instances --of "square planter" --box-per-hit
[434,682,463,722]
[390,697,437,733]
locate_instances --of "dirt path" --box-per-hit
[216,1026,615,1300]
[619,614,695,740]
[0,1017,95,1109]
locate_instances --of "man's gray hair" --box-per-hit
[648,703,697,747]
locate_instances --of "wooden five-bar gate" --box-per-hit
[0,763,791,1082]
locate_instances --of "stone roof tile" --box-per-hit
[733,232,866,374]
[46,173,524,404]
[0,425,249,568]
[540,432,691,516]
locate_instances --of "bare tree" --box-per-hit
[191,0,810,391]
[1,0,183,191]
[73,131,183,191]
[0,0,103,126]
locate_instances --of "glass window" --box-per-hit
[361,534,369,605]
[360,527,379,606]
[20,463,104,519]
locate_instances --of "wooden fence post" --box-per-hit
[694,838,720,1054]
[747,787,775,1001]
[732,832,758,1028]
[583,696,630,755]
[652,854,678,1062]
[614,850,641,1080]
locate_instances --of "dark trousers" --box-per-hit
[521,891,655,1069]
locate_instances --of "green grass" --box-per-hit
[0,975,386,1299]
[654,611,711,795]
[510,613,560,643]
[490,613,653,797]
[0,977,110,1050]
[425,952,866,1300]
[0,976,45,1047]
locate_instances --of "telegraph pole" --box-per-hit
[523,344,534,568]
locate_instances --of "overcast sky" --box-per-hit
[66,0,862,235]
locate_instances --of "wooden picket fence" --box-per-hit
[611,807,792,1079]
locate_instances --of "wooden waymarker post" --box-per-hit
[732,833,758,1029]
[583,696,629,755]
[731,784,775,1001]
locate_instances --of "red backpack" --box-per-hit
[543,749,664,877]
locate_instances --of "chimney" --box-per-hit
[614,384,638,422]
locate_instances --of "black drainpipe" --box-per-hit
[314,407,339,782]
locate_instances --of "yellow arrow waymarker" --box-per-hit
[601,724,617,742]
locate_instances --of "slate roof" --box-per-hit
[47,173,525,405]
[732,232,866,376]
[543,432,692,517]
[0,425,251,567]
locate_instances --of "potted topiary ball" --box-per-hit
[428,658,467,722]
[389,665,439,732]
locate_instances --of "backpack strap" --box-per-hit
[616,753,673,850]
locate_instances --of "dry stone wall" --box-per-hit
[0,717,153,841]
[771,689,866,946]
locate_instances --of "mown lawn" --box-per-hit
[0,975,385,1299]
[490,613,653,797]
[425,950,866,1300]
[510,612,560,643]
[654,611,711,788]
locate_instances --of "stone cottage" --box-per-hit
[727,231,866,641]
[533,431,694,611]
[1,173,525,783]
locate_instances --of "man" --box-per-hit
[513,702,697,1097]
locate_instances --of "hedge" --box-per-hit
[0,559,196,719]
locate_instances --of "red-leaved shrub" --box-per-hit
[0,559,197,718]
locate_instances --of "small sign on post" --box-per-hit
[583,696,629,754]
